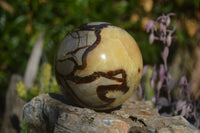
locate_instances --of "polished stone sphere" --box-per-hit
[55,22,143,110]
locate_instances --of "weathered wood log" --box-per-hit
[24,32,44,89]
[1,74,25,133]
[23,93,199,133]
[1,31,45,133]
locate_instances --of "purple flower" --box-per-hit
[176,101,186,113]
[160,23,167,35]
[166,16,171,27]
[150,65,157,88]
[142,65,148,76]
[166,26,176,46]
[159,64,165,79]
[144,13,200,129]
[146,13,176,47]
[149,31,155,44]
[166,13,175,27]
[161,47,169,70]
[145,20,156,33]
[157,77,164,91]
[179,76,187,87]
[167,13,176,18]
[166,73,175,92]
[150,79,155,89]
[156,14,165,23]
[175,101,193,118]
[166,34,172,47]
[181,103,192,118]
[179,76,192,100]
[157,64,165,92]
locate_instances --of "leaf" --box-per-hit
[157,97,169,107]
[167,77,175,92]
[0,1,14,14]
[176,101,186,112]
[140,0,153,13]
[186,19,198,37]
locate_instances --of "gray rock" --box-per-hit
[23,93,200,133]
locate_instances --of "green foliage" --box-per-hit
[0,0,200,88]
[1,0,199,107]
[50,77,60,94]
[20,121,28,133]
[142,67,155,101]
[16,81,27,100]
[38,63,52,93]
[16,62,60,101]
[27,86,39,100]
[37,63,60,94]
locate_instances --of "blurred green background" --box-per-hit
[0,0,199,126]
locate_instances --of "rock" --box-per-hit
[1,74,26,133]
[23,93,199,133]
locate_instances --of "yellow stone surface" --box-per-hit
[55,22,143,110]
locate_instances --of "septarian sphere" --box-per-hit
[55,22,143,110]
